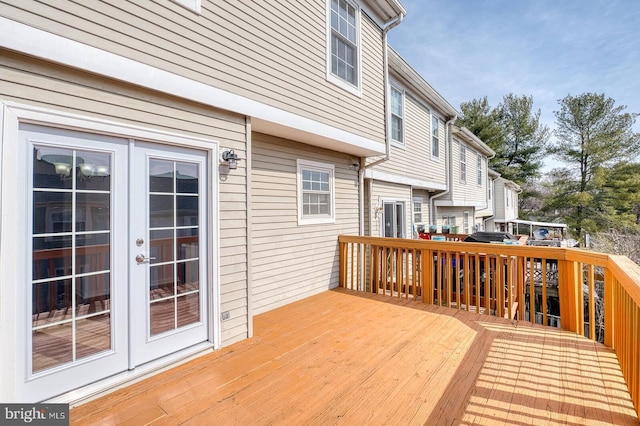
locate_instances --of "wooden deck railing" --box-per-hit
[338,235,640,418]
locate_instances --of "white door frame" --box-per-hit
[0,102,221,402]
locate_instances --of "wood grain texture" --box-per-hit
[70,288,637,425]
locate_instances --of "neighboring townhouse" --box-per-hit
[475,168,500,229]
[0,0,406,402]
[364,47,458,239]
[433,125,495,234]
[486,176,521,233]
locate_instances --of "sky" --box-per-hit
[387,0,640,171]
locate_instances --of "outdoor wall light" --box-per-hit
[221,149,239,170]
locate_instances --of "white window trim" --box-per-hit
[325,0,363,97]
[463,211,470,234]
[431,115,440,161]
[460,144,467,183]
[477,154,483,186]
[412,197,424,225]
[297,159,336,225]
[172,0,202,14]
[390,85,405,147]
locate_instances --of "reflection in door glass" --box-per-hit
[31,146,113,374]
[148,159,200,336]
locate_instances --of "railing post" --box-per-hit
[558,258,579,333]
[339,240,347,288]
[604,268,614,348]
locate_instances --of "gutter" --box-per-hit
[429,115,457,226]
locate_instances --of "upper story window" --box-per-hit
[460,145,467,182]
[297,159,335,225]
[431,116,440,158]
[477,154,483,185]
[506,188,510,207]
[390,87,404,144]
[328,0,361,95]
[172,0,201,13]
[488,180,492,200]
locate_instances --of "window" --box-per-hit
[431,116,440,158]
[382,201,406,238]
[443,215,456,227]
[477,154,483,185]
[460,145,466,182]
[488,180,492,200]
[328,0,360,92]
[413,198,423,224]
[390,87,404,144]
[172,0,201,13]
[506,189,510,207]
[297,159,335,225]
[463,211,470,234]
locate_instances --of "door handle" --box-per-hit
[135,254,156,263]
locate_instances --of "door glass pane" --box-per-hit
[148,159,201,336]
[32,323,73,373]
[149,159,174,193]
[31,145,113,374]
[176,163,198,194]
[75,151,111,191]
[177,228,198,261]
[150,299,175,335]
[150,195,174,228]
[150,229,174,264]
[76,193,110,231]
[177,294,200,328]
[33,192,72,234]
[76,234,110,274]
[76,314,111,359]
[396,204,403,238]
[384,203,393,237]
[33,146,73,190]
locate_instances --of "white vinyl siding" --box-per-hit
[368,181,411,238]
[297,159,335,225]
[251,133,359,315]
[0,1,386,144]
[366,94,446,189]
[0,50,249,347]
[390,86,403,144]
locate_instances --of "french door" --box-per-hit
[16,124,210,402]
[382,201,406,238]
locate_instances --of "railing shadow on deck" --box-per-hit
[338,235,640,420]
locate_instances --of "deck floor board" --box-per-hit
[70,288,638,425]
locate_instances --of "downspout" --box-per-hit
[358,12,403,290]
[429,116,457,227]
[359,11,404,237]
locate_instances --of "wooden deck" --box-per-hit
[70,288,639,425]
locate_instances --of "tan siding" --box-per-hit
[412,189,431,228]
[371,93,446,188]
[0,51,249,347]
[0,0,386,145]
[447,139,488,207]
[368,181,412,237]
[251,133,359,314]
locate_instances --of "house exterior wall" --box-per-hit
[367,88,447,189]
[0,0,387,147]
[0,50,250,347]
[441,138,489,208]
[251,133,360,315]
[367,180,412,238]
